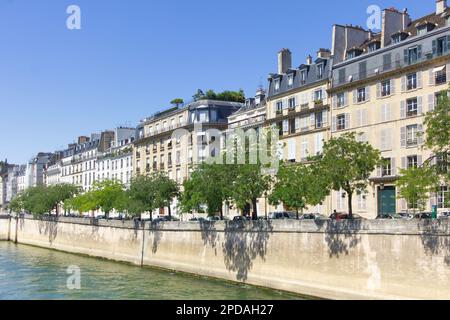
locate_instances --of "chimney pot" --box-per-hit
[278,49,292,74]
[437,0,447,15]
[306,55,313,65]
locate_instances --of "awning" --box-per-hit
[433,65,446,73]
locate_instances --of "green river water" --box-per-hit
[0,242,302,300]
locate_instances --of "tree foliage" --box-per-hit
[396,166,439,213]
[170,98,184,107]
[192,89,245,103]
[319,132,382,216]
[424,88,450,155]
[269,162,329,218]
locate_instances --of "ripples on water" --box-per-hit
[0,242,301,300]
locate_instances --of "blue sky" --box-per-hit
[0,0,435,163]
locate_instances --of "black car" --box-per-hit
[232,216,251,221]
[414,212,433,219]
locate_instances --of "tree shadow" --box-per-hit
[222,220,273,282]
[36,216,59,244]
[149,221,164,254]
[199,220,218,254]
[325,220,361,258]
[419,219,450,265]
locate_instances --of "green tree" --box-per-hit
[396,166,439,214]
[126,175,158,218]
[8,193,24,214]
[91,180,126,218]
[319,132,382,217]
[21,186,54,217]
[47,184,80,216]
[192,89,205,101]
[424,88,450,155]
[152,172,180,218]
[269,162,329,219]
[170,98,184,107]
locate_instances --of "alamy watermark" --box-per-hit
[367,5,382,31]
[66,265,81,290]
[66,5,81,30]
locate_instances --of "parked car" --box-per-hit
[268,212,296,220]
[189,217,206,222]
[206,216,221,221]
[330,213,365,220]
[438,212,450,219]
[413,212,433,219]
[299,213,327,220]
[376,214,394,220]
[232,216,251,221]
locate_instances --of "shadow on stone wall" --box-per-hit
[419,220,450,265]
[199,221,219,254]
[149,221,164,254]
[325,220,362,258]
[37,217,59,244]
[222,220,273,282]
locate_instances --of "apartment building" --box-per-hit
[266,48,332,215]
[97,127,135,187]
[44,152,63,186]
[60,131,115,192]
[134,100,242,215]
[329,1,450,218]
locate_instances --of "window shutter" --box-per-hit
[377,165,382,177]
[332,116,337,132]
[288,140,296,161]
[353,89,357,104]
[418,124,424,145]
[283,120,289,133]
[417,45,422,59]
[417,71,423,88]
[401,76,406,92]
[311,91,315,102]
[376,83,381,98]
[310,113,315,128]
[432,40,437,55]
[418,155,423,167]
[295,95,300,106]
[400,127,406,148]
[401,156,407,169]
[417,96,423,114]
[447,63,450,83]
[332,96,337,109]
[400,101,406,118]
[344,92,348,106]
[345,113,350,129]
[428,94,435,112]
[295,117,300,130]
[400,199,407,211]
[447,35,450,52]
[323,88,328,102]
[391,158,396,176]
[404,49,409,64]
[366,86,371,101]
[283,98,288,110]
[429,69,435,86]
[322,110,328,125]
[391,79,395,94]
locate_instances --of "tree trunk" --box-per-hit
[296,209,299,220]
[168,204,172,218]
[347,192,353,219]
[252,198,258,220]
[219,207,224,220]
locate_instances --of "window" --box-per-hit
[436,37,447,56]
[417,26,427,36]
[438,186,449,209]
[406,46,421,65]
[357,87,366,103]
[317,64,324,79]
[381,158,392,176]
[276,101,283,113]
[337,114,346,130]
[368,42,380,52]
[289,118,296,134]
[406,98,418,117]
[315,112,323,129]
[288,97,296,110]
[300,70,307,85]
[436,153,449,174]
[314,90,323,102]
[436,66,447,85]
[407,155,418,169]
[358,194,367,211]
[407,73,417,90]
[381,80,391,96]
[392,34,402,44]
[337,93,345,108]
[274,79,280,93]
[288,74,294,88]
[406,125,419,146]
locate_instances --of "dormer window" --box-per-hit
[287,74,294,88]
[417,26,427,36]
[274,79,280,93]
[317,64,324,79]
[300,70,307,85]
[368,41,380,52]
[392,32,408,44]
[346,48,363,60]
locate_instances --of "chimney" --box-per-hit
[306,55,313,65]
[78,136,90,144]
[317,48,331,59]
[437,0,447,14]
[255,87,266,105]
[278,49,292,74]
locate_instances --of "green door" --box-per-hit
[378,186,396,215]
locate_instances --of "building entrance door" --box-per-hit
[378,186,396,215]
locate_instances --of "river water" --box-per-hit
[0,242,301,300]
